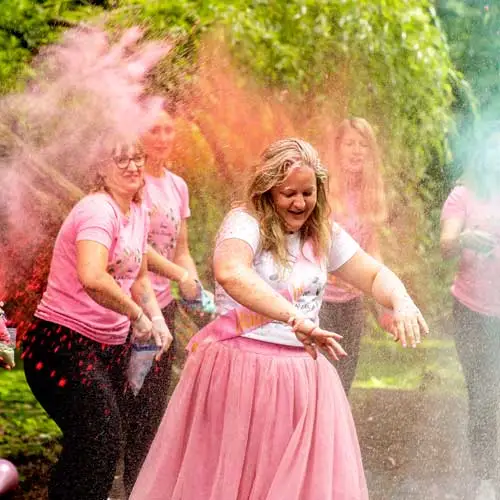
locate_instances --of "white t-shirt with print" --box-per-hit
[215,209,359,347]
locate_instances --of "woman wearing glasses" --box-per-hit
[22,142,172,500]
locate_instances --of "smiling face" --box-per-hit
[338,126,371,174]
[103,144,145,198]
[270,164,317,233]
[141,111,175,162]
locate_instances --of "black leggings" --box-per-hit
[453,299,500,479]
[318,297,365,395]
[123,300,177,495]
[22,319,130,500]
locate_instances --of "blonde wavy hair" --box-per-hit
[245,138,331,267]
[91,142,145,203]
[328,118,387,225]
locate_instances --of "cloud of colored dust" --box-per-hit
[0,25,170,332]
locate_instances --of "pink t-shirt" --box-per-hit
[441,185,500,317]
[144,171,190,308]
[323,210,374,303]
[36,193,149,344]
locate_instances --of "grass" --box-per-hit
[354,332,465,394]
[0,329,466,462]
[0,361,61,462]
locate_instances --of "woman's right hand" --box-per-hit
[460,229,496,254]
[291,317,347,361]
[179,277,201,301]
[131,310,153,342]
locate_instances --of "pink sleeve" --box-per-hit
[441,186,468,222]
[143,207,150,254]
[176,176,191,219]
[74,196,118,249]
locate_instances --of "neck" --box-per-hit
[109,190,134,215]
[343,170,363,191]
[145,157,168,178]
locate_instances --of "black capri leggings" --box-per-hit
[22,319,130,500]
[453,299,500,480]
[318,297,365,395]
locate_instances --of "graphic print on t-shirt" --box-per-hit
[148,203,180,259]
[107,245,143,282]
[215,209,359,346]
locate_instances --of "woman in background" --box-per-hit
[320,117,388,394]
[441,126,500,500]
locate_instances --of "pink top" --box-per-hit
[144,171,191,308]
[36,193,149,344]
[323,207,374,303]
[441,185,500,317]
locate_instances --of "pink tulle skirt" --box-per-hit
[129,337,368,500]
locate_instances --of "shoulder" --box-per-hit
[330,222,359,252]
[442,185,470,215]
[448,185,469,201]
[223,208,259,228]
[217,208,260,252]
[327,222,360,271]
[72,193,118,220]
[165,170,189,192]
[331,222,357,243]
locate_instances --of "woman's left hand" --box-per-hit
[391,295,429,348]
[376,307,396,335]
[151,316,173,361]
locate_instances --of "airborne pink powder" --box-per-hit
[0,25,172,333]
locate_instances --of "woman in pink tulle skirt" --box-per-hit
[130,138,428,500]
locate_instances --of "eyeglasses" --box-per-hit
[112,154,146,170]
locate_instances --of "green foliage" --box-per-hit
[355,335,464,393]
[221,1,462,314]
[0,0,463,321]
[0,367,61,460]
[437,0,500,117]
[436,0,500,181]
[0,0,104,93]
[108,1,461,315]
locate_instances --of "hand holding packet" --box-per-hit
[127,337,161,396]
[179,281,216,316]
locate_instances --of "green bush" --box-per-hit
[0,366,61,461]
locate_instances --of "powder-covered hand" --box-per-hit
[131,310,153,342]
[151,316,173,361]
[291,316,347,361]
[391,295,429,348]
[460,229,496,255]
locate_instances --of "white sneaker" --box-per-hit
[475,479,497,500]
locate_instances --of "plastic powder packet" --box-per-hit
[127,339,160,395]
